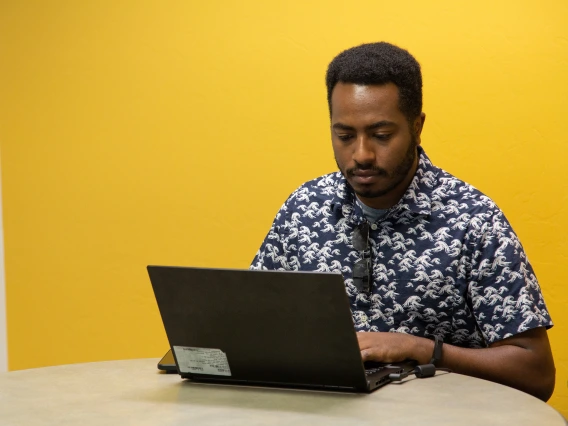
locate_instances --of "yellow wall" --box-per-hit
[1,0,567,415]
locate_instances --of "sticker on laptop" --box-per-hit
[173,346,232,376]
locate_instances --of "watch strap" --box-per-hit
[429,335,443,366]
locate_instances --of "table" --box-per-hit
[0,358,564,425]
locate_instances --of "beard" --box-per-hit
[336,134,418,199]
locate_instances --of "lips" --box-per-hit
[351,171,381,184]
[352,170,378,177]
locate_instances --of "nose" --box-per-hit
[352,135,376,166]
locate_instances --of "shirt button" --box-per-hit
[370,223,378,230]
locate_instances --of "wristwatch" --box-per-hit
[429,335,443,366]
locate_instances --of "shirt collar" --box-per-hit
[330,146,438,222]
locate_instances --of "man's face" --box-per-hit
[330,82,424,209]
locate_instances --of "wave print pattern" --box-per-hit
[251,148,552,348]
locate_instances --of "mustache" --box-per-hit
[345,164,389,177]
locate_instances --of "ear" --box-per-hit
[413,113,426,145]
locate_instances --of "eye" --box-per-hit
[374,133,392,141]
[337,134,354,142]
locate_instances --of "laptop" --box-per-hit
[148,266,415,392]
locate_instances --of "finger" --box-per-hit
[361,348,384,362]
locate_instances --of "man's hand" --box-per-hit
[357,331,433,364]
[357,328,555,401]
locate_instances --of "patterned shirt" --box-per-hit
[251,147,552,348]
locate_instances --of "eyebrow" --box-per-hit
[332,120,396,131]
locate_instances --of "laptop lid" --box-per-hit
[148,266,400,391]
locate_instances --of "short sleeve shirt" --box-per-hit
[251,147,553,348]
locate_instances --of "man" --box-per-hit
[251,42,555,401]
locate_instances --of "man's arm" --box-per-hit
[357,327,555,401]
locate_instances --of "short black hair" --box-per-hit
[325,42,422,122]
